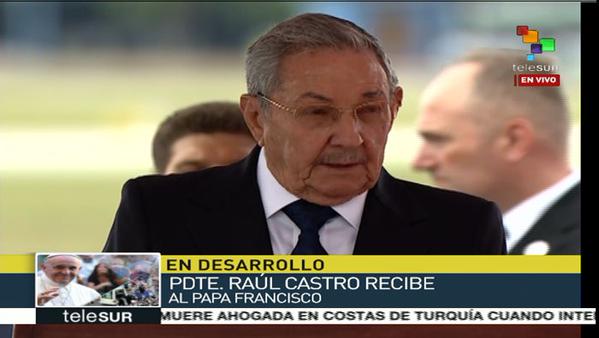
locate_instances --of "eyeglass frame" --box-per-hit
[255,92,392,123]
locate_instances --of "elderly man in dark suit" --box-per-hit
[104,13,506,255]
[413,49,579,254]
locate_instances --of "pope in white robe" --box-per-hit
[36,254,101,307]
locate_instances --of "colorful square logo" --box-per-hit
[540,38,556,52]
[516,25,529,36]
[522,30,539,43]
[516,25,556,61]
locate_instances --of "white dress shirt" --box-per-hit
[256,149,366,254]
[503,171,580,252]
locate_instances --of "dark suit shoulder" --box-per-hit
[378,172,497,212]
[132,163,241,187]
[104,147,269,254]
[511,183,580,254]
[368,171,506,254]
[405,178,489,202]
[126,162,246,201]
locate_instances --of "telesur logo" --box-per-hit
[513,25,560,87]
[516,25,556,61]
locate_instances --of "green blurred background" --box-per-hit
[0,2,580,253]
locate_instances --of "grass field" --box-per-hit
[0,173,127,252]
[0,51,580,253]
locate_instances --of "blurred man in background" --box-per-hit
[36,254,101,306]
[152,101,255,174]
[413,49,579,254]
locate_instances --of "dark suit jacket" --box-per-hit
[104,147,506,254]
[510,183,580,254]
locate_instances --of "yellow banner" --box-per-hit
[0,255,581,274]
[0,254,35,273]
[161,255,581,274]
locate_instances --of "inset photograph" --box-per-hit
[35,253,160,307]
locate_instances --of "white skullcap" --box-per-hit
[44,254,83,263]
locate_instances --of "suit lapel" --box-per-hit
[184,146,273,254]
[180,158,434,254]
[511,183,580,254]
[354,169,430,254]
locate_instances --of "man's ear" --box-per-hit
[497,117,535,162]
[240,94,265,146]
[390,86,403,121]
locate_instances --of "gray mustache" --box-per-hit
[318,150,367,165]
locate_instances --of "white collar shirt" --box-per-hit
[503,170,580,252]
[256,148,366,254]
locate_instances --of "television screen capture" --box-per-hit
[0,2,592,338]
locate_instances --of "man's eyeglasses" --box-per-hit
[256,92,391,128]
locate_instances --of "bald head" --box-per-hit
[414,49,571,211]
[420,62,480,115]
[459,49,568,152]
[419,62,492,136]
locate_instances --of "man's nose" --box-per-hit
[330,111,363,147]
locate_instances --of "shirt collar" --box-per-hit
[256,148,366,229]
[503,170,580,250]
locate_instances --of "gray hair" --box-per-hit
[245,13,398,99]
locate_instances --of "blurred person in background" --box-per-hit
[129,262,152,282]
[36,255,101,306]
[413,49,579,254]
[86,262,126,294]
[77,254,99,281]
[152,101,256,174]
[105,13,505,255]
[104,256,130,281]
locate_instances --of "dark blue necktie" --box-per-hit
[283,199,338,255]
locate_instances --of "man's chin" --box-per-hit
[318,163,366,174]
[306,181,370,205]
[54,279,71,286]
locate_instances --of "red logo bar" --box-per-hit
[515,74,560,87]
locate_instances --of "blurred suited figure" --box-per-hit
[152,101,256,174]
[105,13,505,255]
[413,49,579,254]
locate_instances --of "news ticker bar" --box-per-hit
[0,255,583,309]
[0,308,595,325]
[0,272,582,308]
[0,255,593,325]
[0,255,581,274]
[159,255,581,273]
[161,273,580,308]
